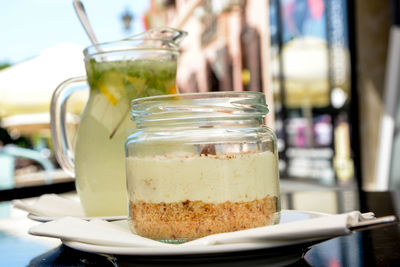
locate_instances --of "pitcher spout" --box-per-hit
[126,27,188,45]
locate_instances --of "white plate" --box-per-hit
[62,210,332,256]
[28,214,127,222]
[63,236,326,256]
[14,194,127,222]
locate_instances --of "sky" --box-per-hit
[0,0,151,64]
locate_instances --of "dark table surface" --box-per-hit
[1,184,399,267]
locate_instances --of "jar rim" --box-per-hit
[130,91,269,124]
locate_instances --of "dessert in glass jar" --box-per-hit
[125,92,280,243]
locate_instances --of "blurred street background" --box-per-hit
[1,0,399,210]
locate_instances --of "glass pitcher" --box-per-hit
[51,28,187,217]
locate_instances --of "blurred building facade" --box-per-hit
[270,0,354,186]
[144,0,275,123]
[145,0,357,187]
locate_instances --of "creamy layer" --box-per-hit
[126,151,279,203]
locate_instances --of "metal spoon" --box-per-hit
[73,0,100,47]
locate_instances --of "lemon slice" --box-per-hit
[124,75,146,99]
[169,84,178,94]
[98,71,127,106]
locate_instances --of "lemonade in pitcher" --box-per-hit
[51,28,186,216]
[75,59,178,216]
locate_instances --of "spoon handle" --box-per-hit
[73,0,100,46]
[349,215,398,232]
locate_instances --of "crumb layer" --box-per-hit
[129,196,277,240]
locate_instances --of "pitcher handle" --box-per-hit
[50,76,87,177]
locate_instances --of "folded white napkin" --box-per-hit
[29,210,375,248]
[184,211,375,246]
[13,194,85,217]
[30,217,171,247]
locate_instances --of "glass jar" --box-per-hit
[125,91,280,243]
